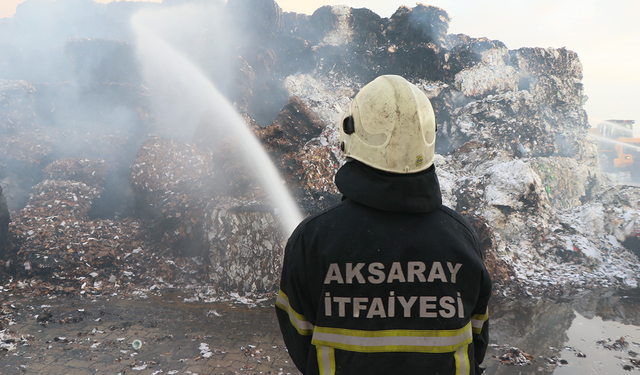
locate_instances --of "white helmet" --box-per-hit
[339,75,437,174]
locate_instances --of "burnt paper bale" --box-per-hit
[42,158,109,188]
[9,178,123,276]
[0,80,37,135]
[511,47,588,128]
[281,6,383,81]
[0,80,57,211]
[130,136,216,202]
[4,154,168,295]
[41,158,131,219]
[254,96,329,199]
[454,47,519,98]
[531,157,600,209]
[445,91,554,157]
[385,4,450,48]
[281,11,313,40]
[349,8,385,51]
[444,34,507,71]
[294,141,340,198]
[246,74,290,127]
[27,179,103,218]
[440,45,589,159]
[255,96,325,153]
[307,6,342,45]
[130,136,217,256]
[211,131,264,199]
[226,57,256,113]
[205,199,286,294]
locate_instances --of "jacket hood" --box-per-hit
[334,160,442,213]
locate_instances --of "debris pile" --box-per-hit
[0,0,639,300]
[595,338,640,370]
[275,3,638,295]
[493,347,534,366]
[129,136,288,294]
[597,337,630,351]
[544,355,568,366]
[254,95,340,207]
[7,168,143,294]
[3,155,215,297]
[0,329,29,352]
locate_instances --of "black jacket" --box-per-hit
[276,161,491,375]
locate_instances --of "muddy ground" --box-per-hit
[0,293,300,375]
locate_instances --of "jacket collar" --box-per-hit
[334,160,442,213]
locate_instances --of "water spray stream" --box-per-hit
[589,118,637,136]
[131,11,302,235]
[589,133,640,152]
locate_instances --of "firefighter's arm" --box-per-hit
[471,268,492,374]
[275,232,314,373]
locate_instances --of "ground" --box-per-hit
[0,293,301,375]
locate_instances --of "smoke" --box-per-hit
[0,0,153,81]
[0,0,303,231]
[131,4,303,234]
[0,0,158,214]
[129,2,236,141]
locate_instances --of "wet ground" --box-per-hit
[1,289,639,374]
[0,293,301,375]
[484,289,640,374]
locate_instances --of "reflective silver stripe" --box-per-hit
[471,309,489,334]
[455,345,470,375]
[471,319,485,330]
[312,323,472,353]
[317,345,335,375]
[276,290,314,335]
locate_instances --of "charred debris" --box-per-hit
[0,0,638,301]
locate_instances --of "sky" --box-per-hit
[1,0,638,126]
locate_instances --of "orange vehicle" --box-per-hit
[589,119,640,179]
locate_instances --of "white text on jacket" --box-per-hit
[323,261,463,285]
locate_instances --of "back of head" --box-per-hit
[339,75,437,174]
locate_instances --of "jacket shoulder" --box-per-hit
[287,200,350,241]
[437,205,482,257]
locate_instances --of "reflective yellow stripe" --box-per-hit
[316,345,335,375]
[311,322,473,353]
[454,345,470,375]
[275,289,314,335]
[471,309,489,335]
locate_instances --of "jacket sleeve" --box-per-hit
[275,229,315,374]
[471,267,492,374]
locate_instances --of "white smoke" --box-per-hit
[132,4,303,234]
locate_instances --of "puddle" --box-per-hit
[554,313,640,374]
[485,289,640,374]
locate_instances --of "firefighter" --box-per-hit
[276,75,491,375]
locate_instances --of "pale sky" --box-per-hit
[1,0,638,125]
